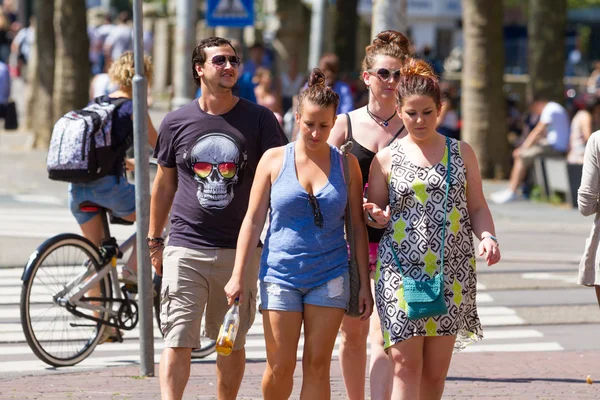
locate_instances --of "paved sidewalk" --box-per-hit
[1,351,598,399]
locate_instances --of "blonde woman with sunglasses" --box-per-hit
[327,30,413,400]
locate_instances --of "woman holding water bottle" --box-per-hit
[225,68,373,399]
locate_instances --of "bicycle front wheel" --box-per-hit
[20,234,112,367]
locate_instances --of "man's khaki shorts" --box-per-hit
[160,245,260,350]
[519,143,564,168]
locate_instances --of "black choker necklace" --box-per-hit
[366,105,396,127]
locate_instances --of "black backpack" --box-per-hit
[46,97,130,183]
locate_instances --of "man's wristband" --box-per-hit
[146,237,165,247]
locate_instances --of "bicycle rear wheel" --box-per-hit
[152,274,216,359]
[20,234,112,367]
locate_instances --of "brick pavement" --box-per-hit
[0,351,599,399]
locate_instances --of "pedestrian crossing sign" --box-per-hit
[206,0,254,27]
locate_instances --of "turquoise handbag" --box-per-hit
[390,137,451,320]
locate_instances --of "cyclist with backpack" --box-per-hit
[68,50,157,255]
[49,51,157,341]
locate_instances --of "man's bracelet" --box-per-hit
[146,237,165,247]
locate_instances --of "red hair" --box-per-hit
[396,58,441,109]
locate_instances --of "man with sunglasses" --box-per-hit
[148,36,287,400]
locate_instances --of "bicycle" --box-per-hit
[20,202,216,367]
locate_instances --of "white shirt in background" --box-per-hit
[540,101,570,152]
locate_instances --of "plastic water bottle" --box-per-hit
[216,298,239,356]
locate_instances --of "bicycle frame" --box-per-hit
[62,258,123,317]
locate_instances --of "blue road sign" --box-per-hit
[206,0,254,27]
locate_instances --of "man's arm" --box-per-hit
[148,165,177,275]
[520,122,547,149]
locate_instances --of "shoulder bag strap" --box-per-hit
[340,142,356,259]
[392,136,452,276]
[345,113,353,143]
[439,136,452,275]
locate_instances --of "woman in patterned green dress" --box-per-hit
[363,59,501,399]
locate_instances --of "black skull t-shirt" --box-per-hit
[154,98,288,249]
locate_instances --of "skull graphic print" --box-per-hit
[187,132,247,209]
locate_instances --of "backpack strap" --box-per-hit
[94,96,130,109]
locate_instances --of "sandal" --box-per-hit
[98,327,122,344]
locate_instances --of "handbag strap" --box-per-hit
[340,141,356,258]
[391,136,452,277]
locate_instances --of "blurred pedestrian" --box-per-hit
[244,42,269,77]
[225,68,372,400]
[327,29,412,400]
[89,12,114,75]
[490,98,570,204]
[319,53,354,115]
[103,11,133,66]
[280,55,304,114]
[0,9,11,63]
[364,58,500,399]
[587,61,600,96]
[577,129,600,309]
[568,96,600,164]
[10,17,33,79]
[436,81,460,140]
[253,67,282,125]
[0,59,11,104]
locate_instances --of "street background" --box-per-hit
[1,0,600,398]
[1,101,600,398]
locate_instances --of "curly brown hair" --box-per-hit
[296,68,340,115]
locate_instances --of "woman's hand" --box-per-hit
[358,285,374,321]
[479,238,501,266]
[224,276,244,306]
[363,203,391,225]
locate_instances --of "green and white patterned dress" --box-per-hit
[375,138,482,353]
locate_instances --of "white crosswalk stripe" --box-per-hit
[0,202,565,375]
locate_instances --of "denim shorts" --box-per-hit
[260,270,350,312]
[68,175,136,225]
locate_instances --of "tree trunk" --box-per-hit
[528,0,566,103]
[461,0,509,178]
[275,0,310,73]
[53,0,90,123]
[371,0,407,38]
[334,0,358,74]
[30,0,55,148]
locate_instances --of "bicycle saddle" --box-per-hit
[78,201,135,226]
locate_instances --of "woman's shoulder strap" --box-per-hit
[345,113,353,143]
